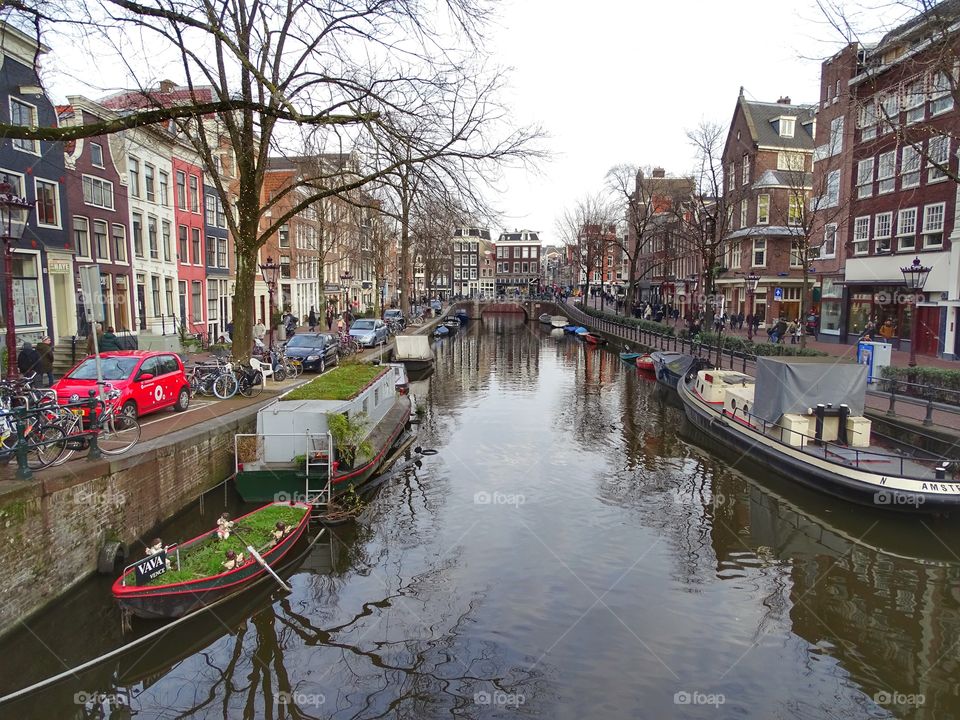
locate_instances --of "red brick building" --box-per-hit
[718,92,816,325]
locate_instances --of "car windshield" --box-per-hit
[287,335,323,348]
[352,320,375,330]
[385,310,402,318]
[68,357,140,381]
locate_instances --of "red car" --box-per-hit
[53,351,191,419]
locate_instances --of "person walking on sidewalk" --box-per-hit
[787,318,798,344]
[36,336,54,387]
[308,307,318,332]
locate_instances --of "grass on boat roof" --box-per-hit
[147,505,307,585]
[281,364,386,401]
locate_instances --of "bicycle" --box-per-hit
[44,383,141,462]
[408,313,424,327]
[235,362,264,398]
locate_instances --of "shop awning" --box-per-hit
[838,278,906,286]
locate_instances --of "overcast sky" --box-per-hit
[38,0,905,245]
[486,0,895,244]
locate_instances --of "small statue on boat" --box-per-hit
[216,513,235,540]
[145,538,171,570]
[222,550,245,571]
[272,521,290,545]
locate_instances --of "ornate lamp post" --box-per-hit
[0,183,33,380]
[340,270,353,316]
[259,256,280,351]
[900,256,932,368]
[743,273,760,342]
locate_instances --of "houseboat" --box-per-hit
[678,357,960,513]
[394,335,434,372]
[234,364,412,504]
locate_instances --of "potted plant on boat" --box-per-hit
[328,412,373,472]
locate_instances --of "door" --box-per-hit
[134,357,161,414]
[137,282,147,331]
[917,306,940,356]
[157,354,180,408]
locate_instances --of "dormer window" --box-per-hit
[778,116,796,138]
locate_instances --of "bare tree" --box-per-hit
[674,121,743,329]
[0,0,543,357]
[555,193,618,306]
[606,165,694,310]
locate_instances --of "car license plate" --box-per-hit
[292,360,301,366]
[71,408,84,416]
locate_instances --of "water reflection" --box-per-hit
[1,316,960,718]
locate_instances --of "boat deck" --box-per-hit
[798,441,941,479]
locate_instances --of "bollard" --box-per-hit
[886,383,897,417]
[936,463,949,480]
[924,397,934,427]
[86,390,102,460]
[13,407,33,481]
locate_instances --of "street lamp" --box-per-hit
[900,256,932,368]
[743,273,760,342]
[340,270,353,316]
[0,183,33,380]
[259,256,280,351]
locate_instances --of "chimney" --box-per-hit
[777,96,792,105]
[652,167,666,178]
[158,79,178,93]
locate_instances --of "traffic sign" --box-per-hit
[773,287,783,301]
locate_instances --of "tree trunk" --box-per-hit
[799,266,809,350]
[232,243,258,363]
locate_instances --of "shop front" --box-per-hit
[818,275,844,341]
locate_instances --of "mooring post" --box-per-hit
[87,390,103,460]
[886,383,897,417]
[924,397,934,427]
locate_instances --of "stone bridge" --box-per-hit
[451,299,562,321]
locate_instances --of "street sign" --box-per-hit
[773,287,784,301]
[78,264,106,322]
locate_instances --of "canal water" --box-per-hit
[2,315,959,719]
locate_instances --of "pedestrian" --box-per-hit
[737,311,744,330]
[17,342,41,380]
[99,326,121,352]
[308,306,317,332]
[36,336,54,387]
[85,322,102,355]
[225,320,234,343]
[326,307,334,331]
[787,319,798,344]
[879,319,895,344]
[253,318,266,342]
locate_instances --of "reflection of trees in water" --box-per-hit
[711,481,960,719]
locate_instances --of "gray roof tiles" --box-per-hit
[741,99,816,151]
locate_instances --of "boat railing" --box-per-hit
[726,405,956,481]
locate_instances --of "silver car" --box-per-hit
[349,318,388,347]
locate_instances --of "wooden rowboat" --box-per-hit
[112,501,312,619]
[582,332,607,345]
[619,352,642,363]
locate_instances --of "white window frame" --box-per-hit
[788,195,803,226]
[34,178,61,228]
[790,240,803,268]
[756,194,770,225]
[859,100,877,140]
[740,200,747,228]
[821,223,837,259]
[752,238,766,268]
[128,157,140,198]
[905,78,925,123]
[742,154,750,186]
[82,174,115,210]
[9,98,39,155]
[897,207,917,251]
[901,145,920,188]
[856,157,874,199]
[777,152,804,172]
[877,151,896,194]
[853,216,870,256]
[931,71,954,116]
[73,216,91,259]
[89,142,105,168]
[923,202,945,248]
[928,135,950,182]
[779,116,796,138]
[874,211,892,253]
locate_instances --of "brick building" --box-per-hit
[717,92,816,325]
[495,229,542,296]
[451,227,491,298]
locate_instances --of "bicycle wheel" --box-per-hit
[25,424,69,469]
[50,413,84,467]
[282,359,298,378]
[99,414,141,455]
[213,373,239,399]
[239,372,264,398]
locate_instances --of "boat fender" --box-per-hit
[418,448,439,456]
[97,540,127,575]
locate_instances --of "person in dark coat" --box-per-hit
[36,336,54,387]
[99,327,122,352]
[17,342,41,380]
[308,307,318,332]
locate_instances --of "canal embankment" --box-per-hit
[0,391,284,638]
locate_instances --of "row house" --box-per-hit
[451,227,491,298]
[204,182,231,340]
[0,23,71,345]
[816,5,960,359]
[718,93,816,324]
[630,168,695,307]
[480,243,496,297]
[495,229,542,296]
[60,100,134,337]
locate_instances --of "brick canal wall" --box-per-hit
[0,405,258,637]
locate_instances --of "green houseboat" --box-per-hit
[234,363,412,505]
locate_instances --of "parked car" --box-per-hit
[383,308,406,330]
[53,351,191,419]
[349,319,389,348]
[284,333,339,372]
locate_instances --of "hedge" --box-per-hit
[878,366,960,404]
[574,304,676,337]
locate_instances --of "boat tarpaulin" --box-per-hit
[394,335,434,361]
[752,356,867,424]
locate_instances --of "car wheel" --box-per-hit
[120,401,138,419]
[174,387,190,412]
[319,358,326,374]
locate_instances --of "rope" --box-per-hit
[0,525,327,705]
